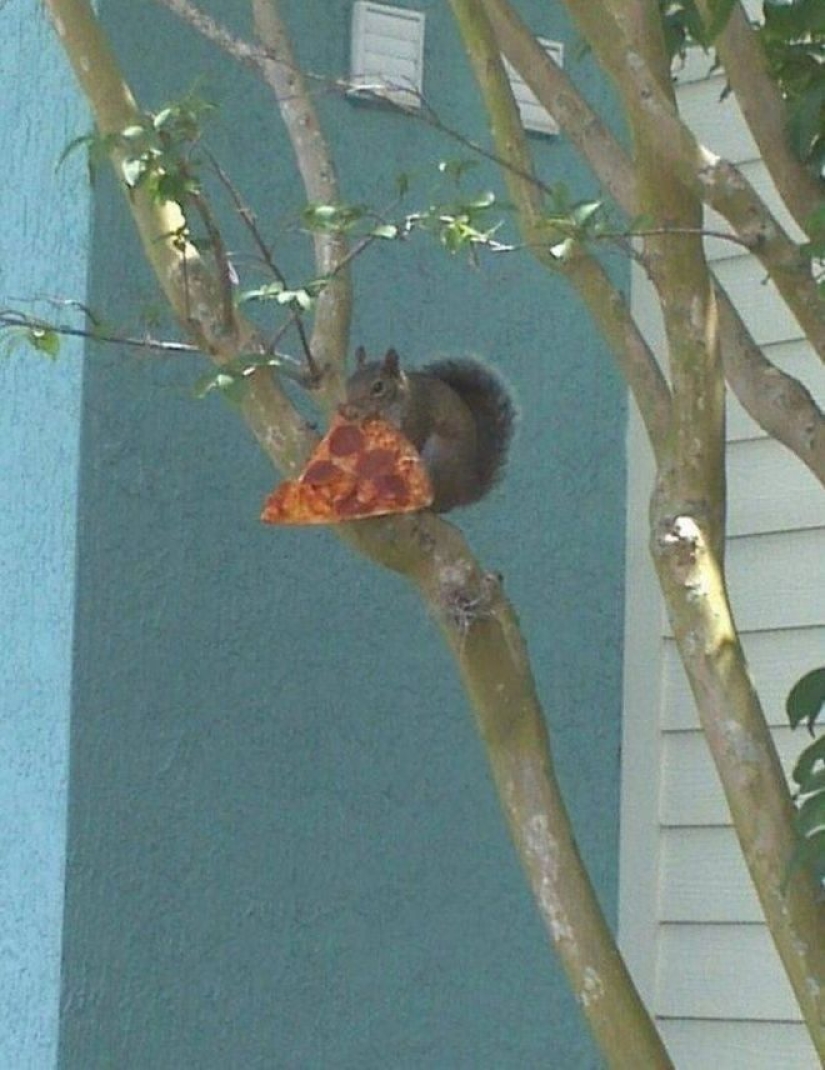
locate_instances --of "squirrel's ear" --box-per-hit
[383,348,400,375]
[354,345,367,368]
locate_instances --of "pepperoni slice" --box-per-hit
[373,472,408,502]
[356,448,396,478]
[328,423,364,457]
[302,459,341,485]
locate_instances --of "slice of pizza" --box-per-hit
[260,413,434,525]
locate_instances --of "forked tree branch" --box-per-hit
[563,0,825,1051]
[153,0,351,399]
[43,6,649,1066]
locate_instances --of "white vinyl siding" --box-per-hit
[619,32,824,1070]
[502,39,563,136]
[350,2,425,108]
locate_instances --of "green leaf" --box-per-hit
[549,237,575,260]
[801,237,825,260]
[302,202,367,232]
[468,191,496,210]
[154,171,198,204]
[572,200,603,227]
[658,0,737,51]
[27,328,60,359]
[805,202,825,240]
[0,323,57,359]
[219,376,250,404]
[193,369,248,404]
[277,288,313,310]
[760,0,825,168]
[792,734,825,789]
[796,766,825,796]
[787,83,825,163]
[120,124,149,142]
[660,4,692,62]
[193,370,226,398]
[305,204,338,221]
[152,108,174,131]
[787,667,825,731]
[238,282,285,304]
[796,790,825,838]
[121,156,148,188]
[440,223,463,254]
[764,0,823,37]
[782,827,825,892]
[371,224,400,240]
[56,133,95,171]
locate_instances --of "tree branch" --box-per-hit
[649,510,825,1061]
[698,156,825,361]
[40,2,825,1055]
[1,310,193,355]
[716,286,825,488]
[251,0,350,397]
[697,0,824,236]
[449,3,673,1066]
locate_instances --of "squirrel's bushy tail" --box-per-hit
[424,359,516,494]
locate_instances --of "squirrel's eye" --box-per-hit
[370,380,385,397]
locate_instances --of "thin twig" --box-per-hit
[204,150,287,284]
[188,188,237,332]
[204,150,319,380]
[0,310,200,354]
[0,309,314,383]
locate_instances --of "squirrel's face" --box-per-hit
[366,371,393,402]
[343,360,407,427]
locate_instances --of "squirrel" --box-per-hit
[343,346,515,512]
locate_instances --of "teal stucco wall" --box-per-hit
[0,4,90,1067]
[6,2,627,1067]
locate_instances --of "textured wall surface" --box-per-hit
[0,4,90,1067]
[54,2,626,1068]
